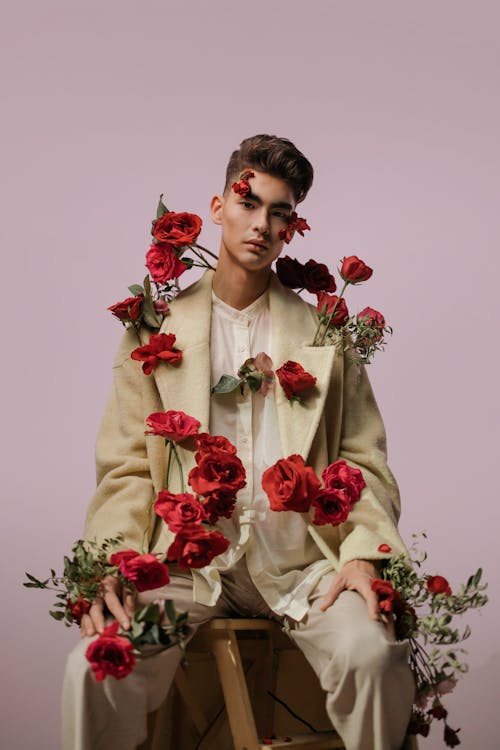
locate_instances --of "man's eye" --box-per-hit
[240,201,254,209]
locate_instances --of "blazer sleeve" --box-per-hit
[334,351,410,567]
[84,328,165,552]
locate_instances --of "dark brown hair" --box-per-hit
[223,134,313,205]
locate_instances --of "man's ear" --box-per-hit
[210,194,224,226]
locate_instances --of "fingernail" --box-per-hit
[121,619,130,629]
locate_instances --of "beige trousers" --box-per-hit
[62,559,416,750]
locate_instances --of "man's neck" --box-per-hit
[212,257,272,310]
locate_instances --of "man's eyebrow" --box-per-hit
[244,191,293,211]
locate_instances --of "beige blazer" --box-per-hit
[85,269,408,570]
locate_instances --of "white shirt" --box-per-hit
[191,288,335,621]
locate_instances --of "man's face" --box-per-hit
[210,170,296,273]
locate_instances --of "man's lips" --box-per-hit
[245,240,268,250]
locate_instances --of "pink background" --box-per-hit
[1,2,498,747]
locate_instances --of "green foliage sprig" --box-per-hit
[381,532,488,745]
[24,536,126,625]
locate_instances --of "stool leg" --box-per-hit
[210,630,261,750]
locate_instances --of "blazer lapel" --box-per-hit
[269,272,337,461]
[152,270,214,475]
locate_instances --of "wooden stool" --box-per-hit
[171,617,345,750]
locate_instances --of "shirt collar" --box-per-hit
[211,287,269,324]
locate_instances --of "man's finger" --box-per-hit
[351,578,381,621]
[364,589,382,621]
[123,589,136,619]
[319,576,345,611]
[103,588,131,630]
[80,613,96,638]
[89,598,106,634]
[380,613,396,639]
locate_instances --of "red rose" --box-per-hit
[426,575,452,597]
[358,306,385,331]
[85,621,136,681]
[145,410,201,442]
[275,360,317,401]
[443,725,461,747]
[378,543,392,553]
[278,212,311,244]
[321,459,366,504]
[262,454,321,513]
[311,487,351,526]
[189,450,246,496]
[316,293,350,328]
[202,491,237,525]
[302,260,336,294]
[145,243,187,284]
[194,433,237,462]
[429,703,448,720]
[167,527,230,569]
[154,490,205,532]
[340,255,373,283]
[408,714,431,737]
[131,332,182,374]
[109,549,140,567]
[232,179,252,196]
[395,604,418,640]
[108,295,143,322]
[371,578,405,614]
[154,299,170,315]
[67,596,91,625]
[357,306,386,349]
[111,552,170,592]
[152,211,202,246]
[276,256,305,288]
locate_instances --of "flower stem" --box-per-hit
[316,280,349,347]
[165,441,173,489]
[193,242,219,261]
[189,246,216,271]
[140,494,155,554]
[171,442,185,492]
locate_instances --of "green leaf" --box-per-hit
[180,257,194,269]
[49,610,65,621]
[164,599,177,626]
[24,572,41,584]
[128,284,145,297]
[156,194,170,219]
[211,375,242,395]
[246,373,262,392]
[135,602,161,624]
[142,295,163,329]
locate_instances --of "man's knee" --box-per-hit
[320,618,409,696]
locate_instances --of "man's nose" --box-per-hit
[253,208,270,236]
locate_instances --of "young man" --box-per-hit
[63,135,415,750]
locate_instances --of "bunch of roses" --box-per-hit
[108,195,216,333]
[276,253,389,358]
[370,572,462,746]
[146,410,246,569]
[262,455,365,526]
[366,535,489,748]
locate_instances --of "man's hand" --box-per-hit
[320,559,395,637]
[80,574,136,638]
